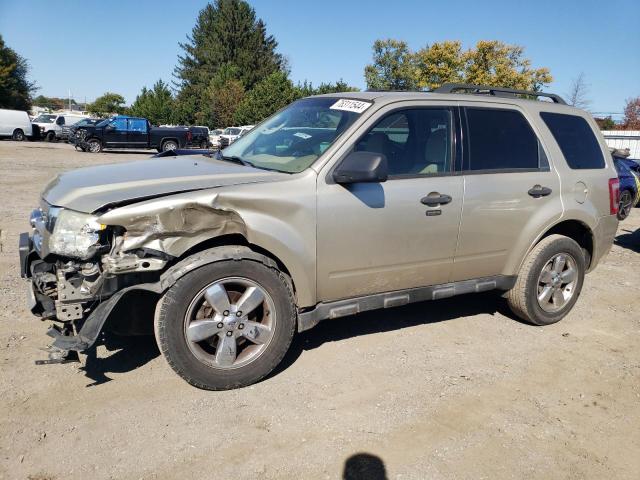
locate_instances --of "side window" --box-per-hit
[128,118,148,133]
[465,108,540,171]
[110,118,127,131]
[540,112,605,169]
[355,109,452,176]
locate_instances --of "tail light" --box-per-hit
[608,177,620,215]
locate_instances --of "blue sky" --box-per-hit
[1,0,638,116]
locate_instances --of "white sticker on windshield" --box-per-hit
[330,98,372,114]
[294,132,312,140]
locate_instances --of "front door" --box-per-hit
[103,117,128,147]
[316,106,464,302]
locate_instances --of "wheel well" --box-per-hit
[174,235,295,290]
[161,137,179,146]
[539,220,594,267]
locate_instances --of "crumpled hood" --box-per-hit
[42,155,287,213]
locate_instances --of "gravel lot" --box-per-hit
[1,140,639,480]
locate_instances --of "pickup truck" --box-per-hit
[75,115,209,153]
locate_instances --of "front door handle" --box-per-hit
[528,185,552,198]
[421,192,452,206]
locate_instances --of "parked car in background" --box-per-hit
[32,113,89,142]
[76,115,197,153]
[209,129,223,149]
[0,108,34,141]
[218,125,254,148]
[20,85,620,390]
[63,118,103,143]
[189,125,210,149]
[612,155,640,220]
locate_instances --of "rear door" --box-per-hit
[127,118,149,148]
[451,104,562,281]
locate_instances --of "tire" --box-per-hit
[12,129,25,141]
[87,139,102,153]
[161,140,178,152]
[154,252,296,390]
[200,140,209,149]
[507,234,585,326]
[617,190,634,221]
[44,131,56,142]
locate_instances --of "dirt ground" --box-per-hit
[0,140,639,480]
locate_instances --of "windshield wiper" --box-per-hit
[219,154,250,166]
[217,153,288,173]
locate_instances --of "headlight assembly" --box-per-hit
[48,208,105,259]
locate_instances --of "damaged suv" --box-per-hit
[20,84,619,390]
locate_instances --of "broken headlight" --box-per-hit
[48,208,105,259]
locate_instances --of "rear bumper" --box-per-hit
[589,215,619,272]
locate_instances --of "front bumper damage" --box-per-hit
[21,229,265,360]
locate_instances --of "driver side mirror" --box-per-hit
[333,151,388,184]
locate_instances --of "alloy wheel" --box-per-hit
[618,190,633,220]
[537,253,578,313]
[183,277,276,369]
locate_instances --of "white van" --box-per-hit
[0,108,33,141]
[32,113,89,141]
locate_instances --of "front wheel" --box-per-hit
[618,190,634,221]
[154,254,296,390]
[86,139,102,153]
[507,235,585,326]
[44,131,56,142]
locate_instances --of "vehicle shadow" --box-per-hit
[614,227,640,253]
[80,332,159,387]
[343,453,387,480]
[271,291,518,379]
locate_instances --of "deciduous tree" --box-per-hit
[364,39,417,90]
[622,97,640,130]
[566,72,591,110]
[0,34,36,110]
[364,39,553,92]
[87,92,126,117]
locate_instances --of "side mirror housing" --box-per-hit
[333,151,388,184]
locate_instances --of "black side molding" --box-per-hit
[297,275,517,332]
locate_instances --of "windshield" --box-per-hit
[33,114,56,123]
[74,118,98,126]
[223,97,368,173]
[96,117,114,127]
[224,128,241,135]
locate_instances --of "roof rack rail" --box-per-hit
[433,83,567,105]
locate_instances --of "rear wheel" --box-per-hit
[161,140,178,152]
[155,253,296,390]
[87,138,102,153]
[618,190,634,220]
[12,129,25,141]
[507,235,585,326]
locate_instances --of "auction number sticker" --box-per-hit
[330,98,372,114]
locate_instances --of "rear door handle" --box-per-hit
[421,193,452,206]
[528,185,552,198]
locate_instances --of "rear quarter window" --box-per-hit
[540,112,605,169]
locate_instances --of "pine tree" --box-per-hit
[173,0,283,123]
